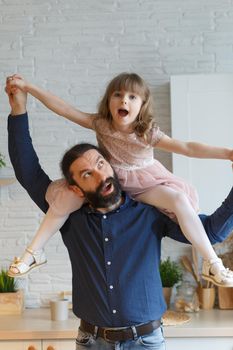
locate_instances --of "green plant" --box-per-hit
[0,269,16,293]
[159,257,182,288]
[0,153,6,169]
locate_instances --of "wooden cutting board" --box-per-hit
[218,287,233,309]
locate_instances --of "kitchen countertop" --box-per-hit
[163,308,233,338]
[0,308,232,340]
[0,308,79,340]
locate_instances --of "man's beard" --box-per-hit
[81,175,122,209]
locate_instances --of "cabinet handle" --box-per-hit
[28,346,37,350]
[47,346,55,350]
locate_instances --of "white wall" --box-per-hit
[0,0,233,307]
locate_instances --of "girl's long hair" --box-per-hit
[97,72,155,137]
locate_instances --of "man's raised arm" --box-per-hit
[7,82,51,213]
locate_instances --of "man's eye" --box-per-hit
[83,172,91,178]
[98,160,104,168]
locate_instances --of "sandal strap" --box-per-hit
[202,258,233,286]
[10,260,31,275]
[8,249,47,277]
[207,257,223,265]
[25,247,45,264]
[25,247,34,255]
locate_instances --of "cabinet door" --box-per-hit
[42,340,75,350]
[166,337,233,350]
[171,74,233,213]
[0,341,41,350]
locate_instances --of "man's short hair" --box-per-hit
[60,143,109,185]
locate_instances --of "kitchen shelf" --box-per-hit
[0,178,15,186]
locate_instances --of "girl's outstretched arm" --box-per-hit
[7,74,95,130]
[155,134,233,161]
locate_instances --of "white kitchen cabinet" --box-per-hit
[0,340,41,350]
[166,337,233,350]
[0,340,75,350]
[42,340,75,350]
[171,74,233,214]
[1,337,233,350]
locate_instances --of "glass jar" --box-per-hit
[174,282,199,312]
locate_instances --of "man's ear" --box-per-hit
[69,185,84,197]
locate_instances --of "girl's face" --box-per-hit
[109,90,143,132]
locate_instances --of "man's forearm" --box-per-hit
[11,103,26,116]
[201,187,233,243]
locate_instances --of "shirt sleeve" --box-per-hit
[8,113,51,213]
[162,211,233,245]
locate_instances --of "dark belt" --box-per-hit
[80,319,161,342]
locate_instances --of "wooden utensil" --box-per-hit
[191,247,202,287]
[180,255,201,286]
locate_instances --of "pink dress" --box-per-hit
[93,118,199,219]
[46,117,199,219]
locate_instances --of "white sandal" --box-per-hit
[7,248,47,278]
[202,258,233,287]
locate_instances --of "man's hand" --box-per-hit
[5,75,27,116]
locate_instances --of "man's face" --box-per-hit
[69,149,122,208]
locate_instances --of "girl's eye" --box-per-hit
[113,92,121,97]
[129,95,136,100]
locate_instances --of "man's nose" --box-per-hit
[95,170,107,184]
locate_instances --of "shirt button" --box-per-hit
[105,237,109,242]
[109,285,113,289]
[103,215,107,219]
[112,309,117,314]
[107,261,111,266]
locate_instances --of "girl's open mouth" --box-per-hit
[118,108,129,117]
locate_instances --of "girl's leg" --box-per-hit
[20,208,70,266]
[8,196,84,277]
[136,185,233,287]
[136,185,218,260]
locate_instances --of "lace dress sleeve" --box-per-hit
[147,124,165,147]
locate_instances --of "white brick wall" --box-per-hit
[0,0,233,307]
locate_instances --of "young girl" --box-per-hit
[7,73,233,287]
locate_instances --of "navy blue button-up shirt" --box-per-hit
[8,113,228,327]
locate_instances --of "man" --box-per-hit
[6,87,233,350]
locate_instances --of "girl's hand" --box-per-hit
[6,74,28,93]
[5,78,27,116]
[229,150,233,162]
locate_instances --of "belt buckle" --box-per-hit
[103,328,111,342]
